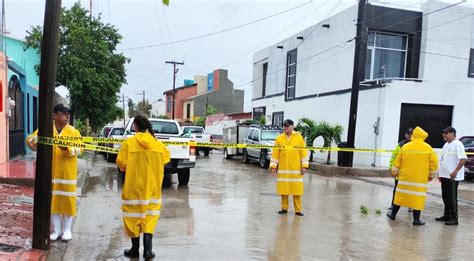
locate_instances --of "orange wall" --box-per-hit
[0,53,8,163]
[165,85,197,120]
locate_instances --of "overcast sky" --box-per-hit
[5,0,473,111]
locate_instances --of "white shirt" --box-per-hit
[439,139,467,181]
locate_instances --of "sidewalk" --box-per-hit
[0,153,92,260]
[309,162,391,177]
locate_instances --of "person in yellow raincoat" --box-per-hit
[388,126,439,226]
[26,104,82,241]
[270,119,309,216]
[116,113,170,259]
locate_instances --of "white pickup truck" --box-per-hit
[181,126,213,156]
[122,118,196,186]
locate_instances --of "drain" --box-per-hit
[0,243,20,253]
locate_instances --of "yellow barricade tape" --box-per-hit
[35,136,474,156]
[37,137,120,154]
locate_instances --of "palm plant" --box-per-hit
[316,121,343,165]
[296,118,320,162]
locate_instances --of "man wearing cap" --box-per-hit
[436,126,467,226]
[26,104,82,241]
[270,119,309,216]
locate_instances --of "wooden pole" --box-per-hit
[32,0,62,250]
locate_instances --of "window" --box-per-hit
[150,120,179,135]
[253,106,266,121]
[166,95,172,113]
[183,127,204,134]
[252,130,260,141]
[286,49,297,99]
[468,49,474,78]
[261,130,281,141]
[262,62,268,97]
[366,31,407,80]
[272,111,284,127]
[247,129,256,140]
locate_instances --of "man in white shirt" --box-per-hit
[436,127,467,226]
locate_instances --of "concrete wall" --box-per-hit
[253,5,358,99]
[192,70,244,118]
[2,36,40,88]
[0,53,8,164]
[194,75,207,94]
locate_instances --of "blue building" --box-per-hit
[1,35,40,157]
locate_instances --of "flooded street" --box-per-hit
[49,152,474,260]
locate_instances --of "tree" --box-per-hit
[127,98,137,118]
[296,118,319,162]
[24,3,129,131]
[317,121,344,165]
[136,100,152,116]
[206,105,219,116]
[258,115,266,125]
[195,117,206,127]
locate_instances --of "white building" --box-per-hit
[151,98,166,118]
[252,1,474,167]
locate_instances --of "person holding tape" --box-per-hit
[116,113,170,259]
[26,103,82,241]
[387,126,439,225]
[270,119,309,216]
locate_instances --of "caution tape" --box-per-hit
[35,136,474,156]
[37,137,119,154]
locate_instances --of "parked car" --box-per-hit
[122,118,196,186]
[181,126,213,156]
[223,123,282,169]
[98,126,114,155]
[459,136,474,180]
[106,127,125,163]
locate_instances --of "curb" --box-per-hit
[309,163,391,177]
[77,152,94,197]
[0,177,35,187]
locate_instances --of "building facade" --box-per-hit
[0,35,42,161]
[164,69,245,123]
[252,2,474,166]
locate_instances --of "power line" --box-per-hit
[223,0,332,68]
[119,0,314,51]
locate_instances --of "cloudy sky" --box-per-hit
[5,0,472,110]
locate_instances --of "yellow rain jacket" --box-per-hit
[392,127,439,211]
[116,132,170,238]
[27,125,82,216]
[270,131,309,196]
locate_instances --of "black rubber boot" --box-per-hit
[387,205,400,220]
[143,233,155,260]
[124,237,139,258]
[412,210,425,226]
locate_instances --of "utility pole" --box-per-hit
[89,0,93,18]
[344,0,367,167]
[33,0,62,250]
[165,60,184,120]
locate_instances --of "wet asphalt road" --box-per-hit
[49,151,473,260]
